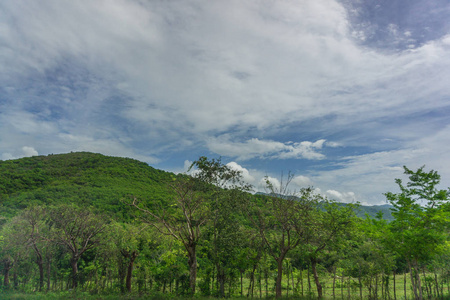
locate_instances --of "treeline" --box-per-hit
[0,155,449,299]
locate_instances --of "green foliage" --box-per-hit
[0,154,449,299]
[0,152,173,220]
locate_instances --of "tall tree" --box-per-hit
[385,166,449,300]
[50,205,108,289]
[189,156,252,297]
[132,176,209,295]
[247,173,319,298]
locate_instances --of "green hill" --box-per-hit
[0,152,392,222]
[0,152,175,220]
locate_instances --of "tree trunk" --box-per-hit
[219,267,225,297]
[120,249,139,293]
[37,259,44,292]
[276,258,283,298]
[422,268,430,299]
[409,262,419,300]
[434,272,440,299]
[70,258,79,289]
[46,256,52,292]
[187,245,197,295]
[3,259,13,287]
[358,274,362,299]
[240,271,243,296]
[126,251,138,293]
[311,258,323,298]
[415,262,423,300]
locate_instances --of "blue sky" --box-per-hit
[1,0,450,204]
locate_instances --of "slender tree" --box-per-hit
[132,176,209,295]
[306,201,356,298]
[246,173,319,298]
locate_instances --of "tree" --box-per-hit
[0,216,31,289]
[247,173,319,298]
[385,166,450,300]
[50,205,109,289]
[189,156,252,297]
[305,201,356,298]
[11,206,50,291]
[132,176,209,295]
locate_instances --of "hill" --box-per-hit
[0,152,175,220]
[0,152,393,222]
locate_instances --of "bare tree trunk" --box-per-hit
[47,256,52,291]
[125,251,138,293]
[3,259,13,287]
[434,272,440,299]
[276,258,283,298]
[187,245,197,295]
[70,258,79,289]
[422,268,430,299]
[311,258,323,298]
[240,271,243,296]
[415,262,423,300]
[37,259,44,292]
[410,262,419,300]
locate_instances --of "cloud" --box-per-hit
[1,1,449,204]
[1,146,38,161]
[207,136,328,161]
[22,146,38,157]
[226,161,255,184]
[292,175,313,187]
[326,190,357,203]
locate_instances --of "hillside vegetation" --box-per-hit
[0,152,448,299]
[0,152,175,220]
[0,152,390,220]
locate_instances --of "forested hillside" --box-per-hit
[0,152,175,221]
[0,153,448,299]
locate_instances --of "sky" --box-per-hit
[1,0,450,205]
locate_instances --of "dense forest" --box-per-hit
[0,152,448,299]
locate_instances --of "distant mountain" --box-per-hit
[255,192,394,221]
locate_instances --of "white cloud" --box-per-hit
[22,146,38,157]
[0,1,449,204]
[226,161,255,184]
[292,175,313,187]
[326,190,357,203]
[1,153,14,161]
[1,146,38,160]
[207,136,328,161]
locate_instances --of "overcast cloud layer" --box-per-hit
[1,0,450,205]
